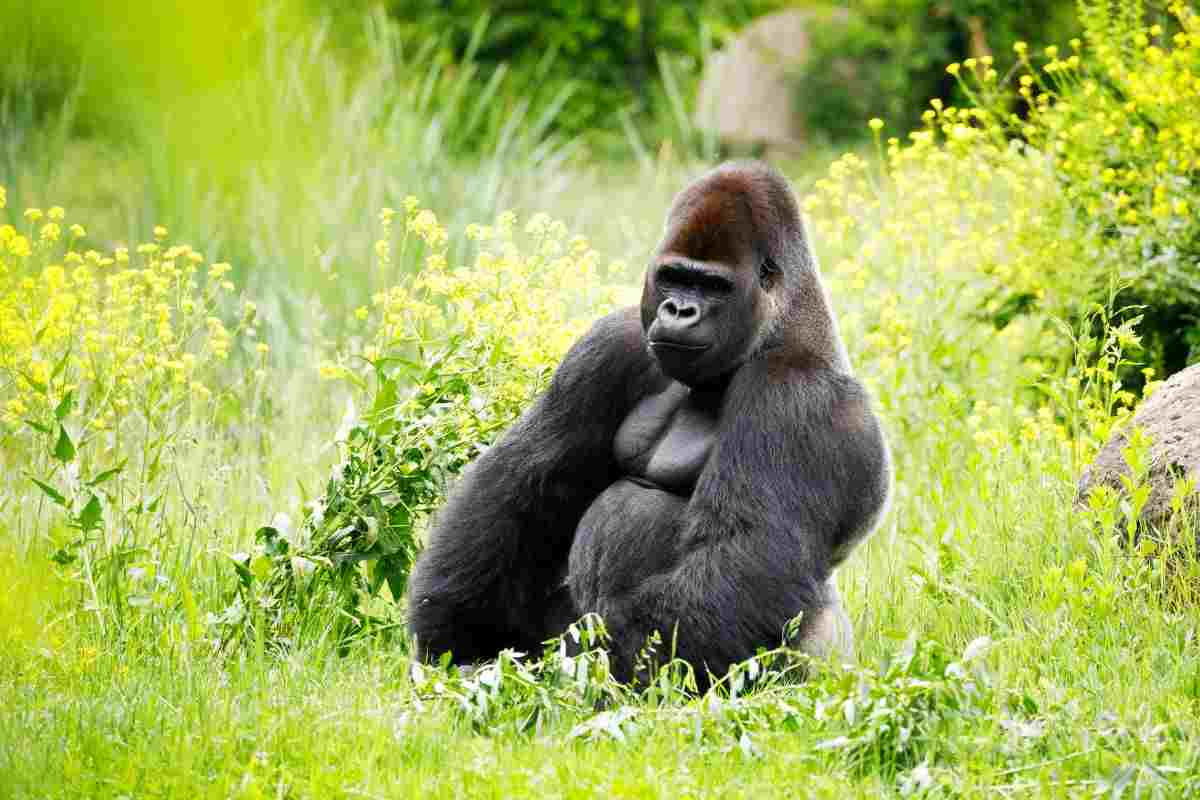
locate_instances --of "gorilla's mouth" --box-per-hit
[648,340,709,353]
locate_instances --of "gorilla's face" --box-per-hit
[640,255,769,387]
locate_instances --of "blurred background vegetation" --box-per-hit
[2,0,1196,376]
[8,4,1200,793]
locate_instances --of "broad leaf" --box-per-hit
[78,494,103,533]
[53,425,76,462]
[29,477,67,507]
[54,390,75,421]
[87,460,127,486]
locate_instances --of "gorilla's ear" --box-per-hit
[758,255,781,290]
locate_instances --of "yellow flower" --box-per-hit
[868,118,884,132]
[354,306,369,321]
[24,208,43,223]
[153,225,168,239]
[48,206,65,221]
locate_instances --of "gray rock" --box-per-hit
[1077,363,1200,532]
[695,9,811,153]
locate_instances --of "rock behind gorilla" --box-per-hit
[407,161,891,689]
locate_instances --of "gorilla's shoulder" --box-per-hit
[561,306,650,369]
[550,306,658,397]
[731,355,876,425]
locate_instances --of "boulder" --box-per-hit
[695,9,811,154]
[1077,363,1200,533]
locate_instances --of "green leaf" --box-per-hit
[227,552,253,589]
[78,494,103,533]
[145,446,163,484]
[379,553,412,601]
[50,346,72,381]
[87,460,126,486]
[54,390,75,421]
[29,477,67,507]
[50,547,77,566]
[52,425,76,462]
[368,376,399,437]
[23,372,47,396]
[255,526,288,557]
[23,418,51,435]
[250,554,273,582]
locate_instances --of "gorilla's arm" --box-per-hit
[598,360,891,683]
[407,306,657,662]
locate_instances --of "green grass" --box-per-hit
[5,6,1200,799]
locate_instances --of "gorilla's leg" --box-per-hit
[790,579,854,661]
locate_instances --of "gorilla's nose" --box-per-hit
[658,298,700,330]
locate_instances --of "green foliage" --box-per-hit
[11,4,1200,796]
[218,202,625,648]
[404,627,1001,782]
[385,0,787,149]
[795,0,1078,142]
[410,616,630,736]
[220,342,515,649]
[810,2,1200,385]
[968,1,1200,380]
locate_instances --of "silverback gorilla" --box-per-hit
[407,161,891,688]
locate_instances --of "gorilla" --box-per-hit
[406,161,891,688]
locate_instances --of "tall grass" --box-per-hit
[5,3,1200,798]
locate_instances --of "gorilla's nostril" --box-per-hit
[660,299,699,323]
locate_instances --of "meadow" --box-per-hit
[3,3,1200,797]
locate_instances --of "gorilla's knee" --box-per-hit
[792,583,854,662]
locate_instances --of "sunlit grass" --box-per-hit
[4,3,1200,798]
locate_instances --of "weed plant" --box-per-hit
[5,3,1200,798]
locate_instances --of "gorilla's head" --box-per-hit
[641,161,811,387]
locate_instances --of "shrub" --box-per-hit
[1004,1,1200,377]
[0,186,264,622]
[384,0,788,149]
[806,1,1200,392]
[221,200,629,647]
[795,0,1078,142]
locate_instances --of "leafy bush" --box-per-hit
[222,200,629,647]
[1006,1,1200,376]
[409,615,629,737]
[807,1,1200,389]
[401,623,1002,783]
[795,0,1078,142]
[0,187,264,627]
[385,0,787,149]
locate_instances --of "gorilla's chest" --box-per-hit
[613,382,721,494]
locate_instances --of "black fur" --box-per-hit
[407,161,891,688]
